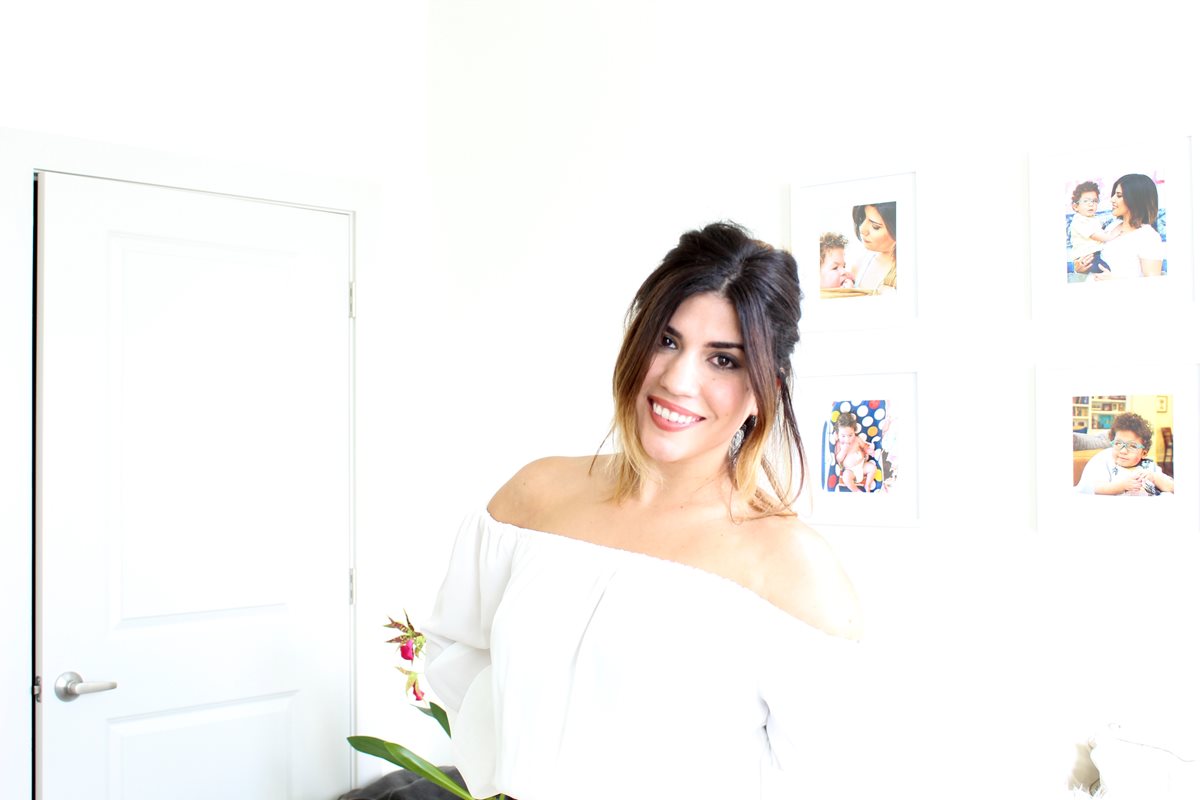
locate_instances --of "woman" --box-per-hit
[423,222,863,800]
[1074,173,1164,279]
[851,201,897,292]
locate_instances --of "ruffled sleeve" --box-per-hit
[422,511,517,715]
[759,620,869,797]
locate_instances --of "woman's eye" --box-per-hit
[712,354,739,369]
[660,334,677,349]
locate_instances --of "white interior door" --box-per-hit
[36,172,353,800]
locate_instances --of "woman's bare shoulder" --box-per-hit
[487,455,609,529]
[754,515,863,641]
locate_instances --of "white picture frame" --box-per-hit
[792,370,918,527]
[789,172,916,331]
[1029,137,1194,320]
[1034,363,1198,533]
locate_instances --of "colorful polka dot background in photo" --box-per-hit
[823,399,890,493]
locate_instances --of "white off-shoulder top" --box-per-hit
[423,510,864,800]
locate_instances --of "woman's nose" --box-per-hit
[659,353,699,395]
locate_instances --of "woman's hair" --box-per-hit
[607,221,805,517]
[1109,412,1153,445]
[819,231,848,262]
[852,201,897,249]
[1112,174,1159,229]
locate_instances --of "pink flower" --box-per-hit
[412,683,425,702]
[400,639,415,661]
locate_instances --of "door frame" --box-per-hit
[1,128,374,799]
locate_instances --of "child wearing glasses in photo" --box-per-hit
[1068,181,1122,282]
[1076,412,1174,496]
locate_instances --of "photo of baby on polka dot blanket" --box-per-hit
[822,399,896,493]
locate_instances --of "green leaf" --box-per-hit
[416,702,453,738]
[347,736,474,800]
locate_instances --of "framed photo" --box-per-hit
[789,172,916,330]
[792,371,918,526]
[1035,365,1198,532]
[1029,138,1194,318]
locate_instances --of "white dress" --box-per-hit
[423,510,864,800]
[1098,224,1165,278]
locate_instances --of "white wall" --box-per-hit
[419,1,1200,796]
[4,1,1199,798]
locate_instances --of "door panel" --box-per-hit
[37,172,352,799]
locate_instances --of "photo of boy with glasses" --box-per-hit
[1076,412,1175,495]
[1067,180,1122,282]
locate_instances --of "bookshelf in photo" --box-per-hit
[1071,395,1127,434]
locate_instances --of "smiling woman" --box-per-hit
[610,222,807,513]
[419,222,865,800]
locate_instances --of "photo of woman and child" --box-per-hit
[1064,172,1166,282]
[1073,403,1175,496]
[823,400,895,493]
[817,200,897,298]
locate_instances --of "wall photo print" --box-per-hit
[1070,394,1175,497]
[1029,138,1194,317]
[793,372,917,526]
[790,172,916,329]
[822,399,895,494]
[1036,366,1198,533]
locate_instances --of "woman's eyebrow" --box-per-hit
[664,324,744,350]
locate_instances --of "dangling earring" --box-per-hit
[730,415,756,458]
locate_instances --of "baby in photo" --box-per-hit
[834,411,875,492]
[818,232,855,289]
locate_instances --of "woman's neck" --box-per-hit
[633,455,735,511]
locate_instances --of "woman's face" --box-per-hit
[638,292,757,469]
[819,247,854,289]
[1110,183,1129,221]
[858,206,895,254]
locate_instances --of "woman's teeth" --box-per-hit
[653,402,698,424]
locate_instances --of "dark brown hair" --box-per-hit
[1112,174,1159,230]
[1109,412,1153,445]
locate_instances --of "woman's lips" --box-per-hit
[648,397,703,430]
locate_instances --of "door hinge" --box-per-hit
[349,567,356,605]
[33,675,42,703]
[349,281,356,319]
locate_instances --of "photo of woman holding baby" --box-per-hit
[792,172,915,326]
[815,202,897,298]
[1073,173,1165,280]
